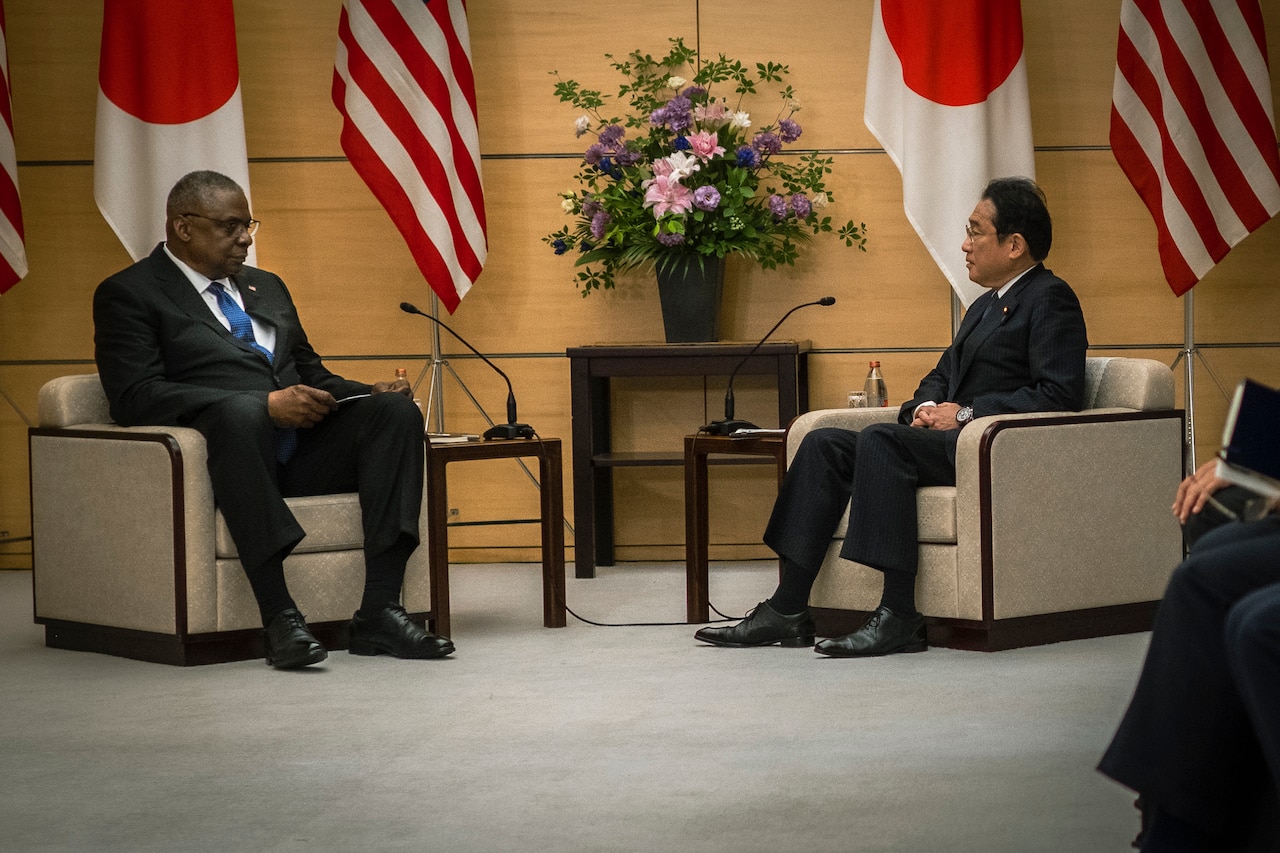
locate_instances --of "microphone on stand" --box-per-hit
[702,296,836,436]
[399,302,535,440]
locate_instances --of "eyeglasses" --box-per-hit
[181,212,260,237]
[964,223,991,240]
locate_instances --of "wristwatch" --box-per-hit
[955,406,974,425]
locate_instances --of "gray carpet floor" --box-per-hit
[0,561,1147,852]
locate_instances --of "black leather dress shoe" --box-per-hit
[348,605,455,659]
[694,601,815,647]
[814,605,927,657]
[263,609,328,669]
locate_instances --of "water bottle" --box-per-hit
[863,360,888,408]
[395,367,423,413]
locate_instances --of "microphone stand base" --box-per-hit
[701,418,760,436]
[483,422,535,440]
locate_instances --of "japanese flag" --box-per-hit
[94,0,254,263]
[865,0,1036,306]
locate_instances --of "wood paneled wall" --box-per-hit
[1,0,1277,569]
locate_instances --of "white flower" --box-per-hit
[730,110,752,129]
[811,192,829,210]
[787,97,802,111]
[561,196,577,214]
[574,115,590,137]
[662,151,702,180]
[667,75,686,90]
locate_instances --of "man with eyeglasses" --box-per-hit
[93,170,454,669]
[696,176,1088,656]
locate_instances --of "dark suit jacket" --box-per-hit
[899,263,1089,426]
[93,243,368,427]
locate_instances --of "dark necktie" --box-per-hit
[206,281,297,463]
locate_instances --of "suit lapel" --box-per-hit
[948,265,1039,393]
[233,272,283,361]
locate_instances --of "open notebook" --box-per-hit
[1215,378,1280,500]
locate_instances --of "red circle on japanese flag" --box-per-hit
[99,1,240,124]
[882,0,1024,107]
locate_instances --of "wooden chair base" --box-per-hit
[810,601,1160,652]
[37,611,433,666]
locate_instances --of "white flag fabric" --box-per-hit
[333,0,487,313]
[0,0,27,295]
[94,0,254,264]
[865,0,1036,306]
[1111,0,1280,295]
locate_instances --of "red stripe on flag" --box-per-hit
[1111,0,1280,294]
[333,0,487,311]
[344,2,483,280]
[0,0,26,295]
[1110,106,1199,294]
[1140,0,1270,230]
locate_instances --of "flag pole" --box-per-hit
[426,292,447,433]
[1181,290,1197,476]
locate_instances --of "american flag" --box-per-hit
[1111,0,1280,295]
[0,0,27,295]
[333,0,486,313]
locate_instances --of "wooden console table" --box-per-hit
[425,438,566,637]
[567,342,809,578]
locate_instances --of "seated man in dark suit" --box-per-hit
[1099,505,1280,850]
[695,177,1089,657]
[93,170,453,670]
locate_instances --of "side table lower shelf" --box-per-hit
[683,434,788,623]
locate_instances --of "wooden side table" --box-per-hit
[424,438,566,637]
[683,433,788,623]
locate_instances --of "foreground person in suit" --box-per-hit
[695,177,1088,656]
[1098,511,1280,850]
[93,170,454,669]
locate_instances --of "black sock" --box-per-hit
[246,558,296,626]
[767,558,818,615]
[359,535,415,615]
[878,569,918,617]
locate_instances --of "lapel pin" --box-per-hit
[247,285,257,292]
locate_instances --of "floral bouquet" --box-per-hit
[544,37,866,297]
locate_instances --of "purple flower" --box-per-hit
[582,199,601,219]
[552,239,568,255]
[752,132,782,155]
[590,210,611,240]
[598,124,625,148]
[615,148,643,167]
[656,232,686,247]
[735,146,759,168]
[584,143,605,166]
[768,193,789,220]
[778,118,802,143]
[681,85,707,100]
[693,185,721,212]
[790,193,812,219]
[651,95,693,133]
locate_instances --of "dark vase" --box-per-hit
[654,255,726,343]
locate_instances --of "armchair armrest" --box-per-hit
[29,423,216,634]
[951,407,1184,620]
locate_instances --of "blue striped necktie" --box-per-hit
[207,281,297,463]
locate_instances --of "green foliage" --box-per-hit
[545,37,867,296]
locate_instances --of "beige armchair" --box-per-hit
[789,357,1184,650]
[28,374,431,665]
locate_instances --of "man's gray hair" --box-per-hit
[166,171,243,215]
